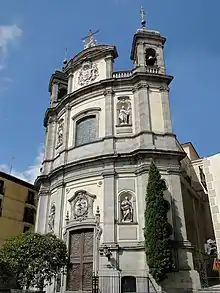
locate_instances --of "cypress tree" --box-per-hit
[144,161,173,283]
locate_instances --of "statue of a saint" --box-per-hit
[121,197,133,222]
[118,106,130,125]
[57,120,64,146]
[48,204,56,232]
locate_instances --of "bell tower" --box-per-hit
[131,7,166,74]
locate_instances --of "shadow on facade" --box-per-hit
[161,193,193,293]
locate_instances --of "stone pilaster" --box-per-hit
[43,115,57,173]
[160,87,172,133]
[102,165,116,243]
[167,173,201,289]
[133,84,154,148]
[67,73,73,94]
[35,189,50,234]
[53,184,66,238]
[105,55,114,79]
[156,44,165,74]
[136,42,145,69]
[103,89,115,153]
[64,104,71,150]
[50,83,58,106]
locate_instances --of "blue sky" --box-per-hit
[0,0,219,182]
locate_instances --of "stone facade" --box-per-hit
[34,27,212,293]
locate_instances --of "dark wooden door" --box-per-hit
[67,229,94,291]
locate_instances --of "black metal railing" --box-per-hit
[92,274,158,293]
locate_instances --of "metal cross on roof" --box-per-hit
[140,6,147,28]
[82,29,99,49]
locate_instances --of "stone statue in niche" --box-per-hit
[118,106,131,125]
[74,192,88,220]
[48,204,56,232]
[57,119,64,147]
[117,97,131,125]
[121,197,133,222]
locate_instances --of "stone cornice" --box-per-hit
[36,148,185,186]
[43,71,173,127]
[48,70,68,93]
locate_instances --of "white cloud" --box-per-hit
[0,25,22,55]
[0,144,44,185]
[0,24,22,91]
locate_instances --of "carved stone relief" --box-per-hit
[57,118,64,147]
[48,203,56,232]
[68,190,96,222]
[78,60,99,86]
[117,97,132,126]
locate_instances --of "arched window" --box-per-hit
[121,276,136,293]
[75,115,97,146]
[145,48,157,66]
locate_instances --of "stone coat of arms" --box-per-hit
[78,60,99,86]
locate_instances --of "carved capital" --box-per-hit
[48,115,57,124]
[132,83,149,93]
[159,86,169,92]
[103,89,115,96]
[65,104,71,111]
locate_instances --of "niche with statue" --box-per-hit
[116,96,132,135]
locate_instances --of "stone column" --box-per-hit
[67,73,74,94]
[103,89,115,153]
[102,165,116,243]
[105,55,114,79]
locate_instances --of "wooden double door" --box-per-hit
[67,229,94,291]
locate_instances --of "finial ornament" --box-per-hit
[82,29,99,49]
[140,6,146,28]
[62,48,68,70]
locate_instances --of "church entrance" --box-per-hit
[67,229,94,291]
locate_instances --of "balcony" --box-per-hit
[112,70,133,79]
[112,66,160,79]
[145,66,159,74]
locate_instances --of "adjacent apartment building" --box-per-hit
[183,144,220,258]
[0,171,38,245]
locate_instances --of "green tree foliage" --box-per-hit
[0,231,68,290]
[144,162,173,283]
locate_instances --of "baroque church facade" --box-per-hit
[35,13,215,293]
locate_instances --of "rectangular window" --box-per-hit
[23,207,35,224]
[0,180,4,195]
[75,115,97,146]
[26,190,35,205]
